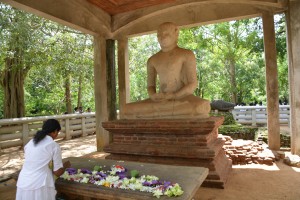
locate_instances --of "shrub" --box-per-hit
[210,111,236,125]
[219,124,258,140]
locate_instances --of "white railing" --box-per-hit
[232,105,290,126]
[0,113,96,150]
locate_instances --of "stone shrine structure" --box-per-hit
[103,22,231,188]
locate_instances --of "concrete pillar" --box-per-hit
[286,1,300,155]
[117,37,130,119]
[94,36,109,151]
[262,12,280,150]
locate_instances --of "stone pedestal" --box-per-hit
[102,116,232,188]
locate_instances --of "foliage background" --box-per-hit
[127,15,288,105]
[0,3,288,119]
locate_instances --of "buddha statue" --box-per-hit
[121,22,211,119]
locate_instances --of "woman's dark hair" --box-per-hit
[33,119,61,145]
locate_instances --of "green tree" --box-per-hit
[25,27,94,115]
[0,5,49,118]
[128,34,160,101]
[0,3,94,118]
[180,19,264,104]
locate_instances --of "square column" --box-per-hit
[286,1,300,155]
[94,36,109,151]
[117,37,130,119]
[262,12,280,150]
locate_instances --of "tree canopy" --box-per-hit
[128,15,288,106]
[0,3,94,118]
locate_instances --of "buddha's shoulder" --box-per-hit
[176,47,194,54]
[148,51,162,61]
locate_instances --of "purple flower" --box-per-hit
[89,178,96,184]
[118,173,127,180]
[143,180,162,187]
[96,172,107,178]
[92,175,104,181]
[142,181,151,186]
[151,180,161,186]
[66,168,77,175]
[163,181,172,188]
[80,168,92,174]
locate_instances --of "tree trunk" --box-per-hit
[229,58,237,104]
[106,39,117,120]
[65,74,72,114]
[77,74,82,108]
[3,56,26,118]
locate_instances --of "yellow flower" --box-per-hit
[103,182,110,187]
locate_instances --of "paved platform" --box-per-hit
[56,157,209,200]
[2,136,300,200]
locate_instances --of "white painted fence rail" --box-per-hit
[0,113,96,150]
[232,105,290,126]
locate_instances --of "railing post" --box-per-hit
[82,117,87,137]
[231,110,237,121]
[65,118,71,140]
[251,109,257,126]
[22,123,29,146]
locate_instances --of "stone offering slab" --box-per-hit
[56,157,208,200]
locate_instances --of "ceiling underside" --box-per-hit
[2,0,288,38]
[87,0,176,15]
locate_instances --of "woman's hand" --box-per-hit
[53,160,71,177]
[63,160,71,169]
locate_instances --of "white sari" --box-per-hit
[16,136,63,200]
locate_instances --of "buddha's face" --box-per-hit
[157,23,178,50]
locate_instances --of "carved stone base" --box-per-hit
[102,116,232,188]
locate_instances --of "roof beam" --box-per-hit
[2,0,112,37]
[112,0,287,38]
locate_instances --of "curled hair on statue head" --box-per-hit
[33,119,61,145]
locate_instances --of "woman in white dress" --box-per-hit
[16,119,71,200]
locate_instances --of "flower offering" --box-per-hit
[60,164,184,198]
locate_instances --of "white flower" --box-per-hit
[80,177,89,183]
[92,171,97,175]
[153,189,163,198]
[110,170,117,175]
[122,178,130,186]
[106,175,120,183]
[134,182,143,190]
[145,175,159,181]
[95,179,106,186]
[128,183,136,191]
[61,172,70,180]
[140,186,150,192]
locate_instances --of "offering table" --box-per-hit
[56,157,208,200]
